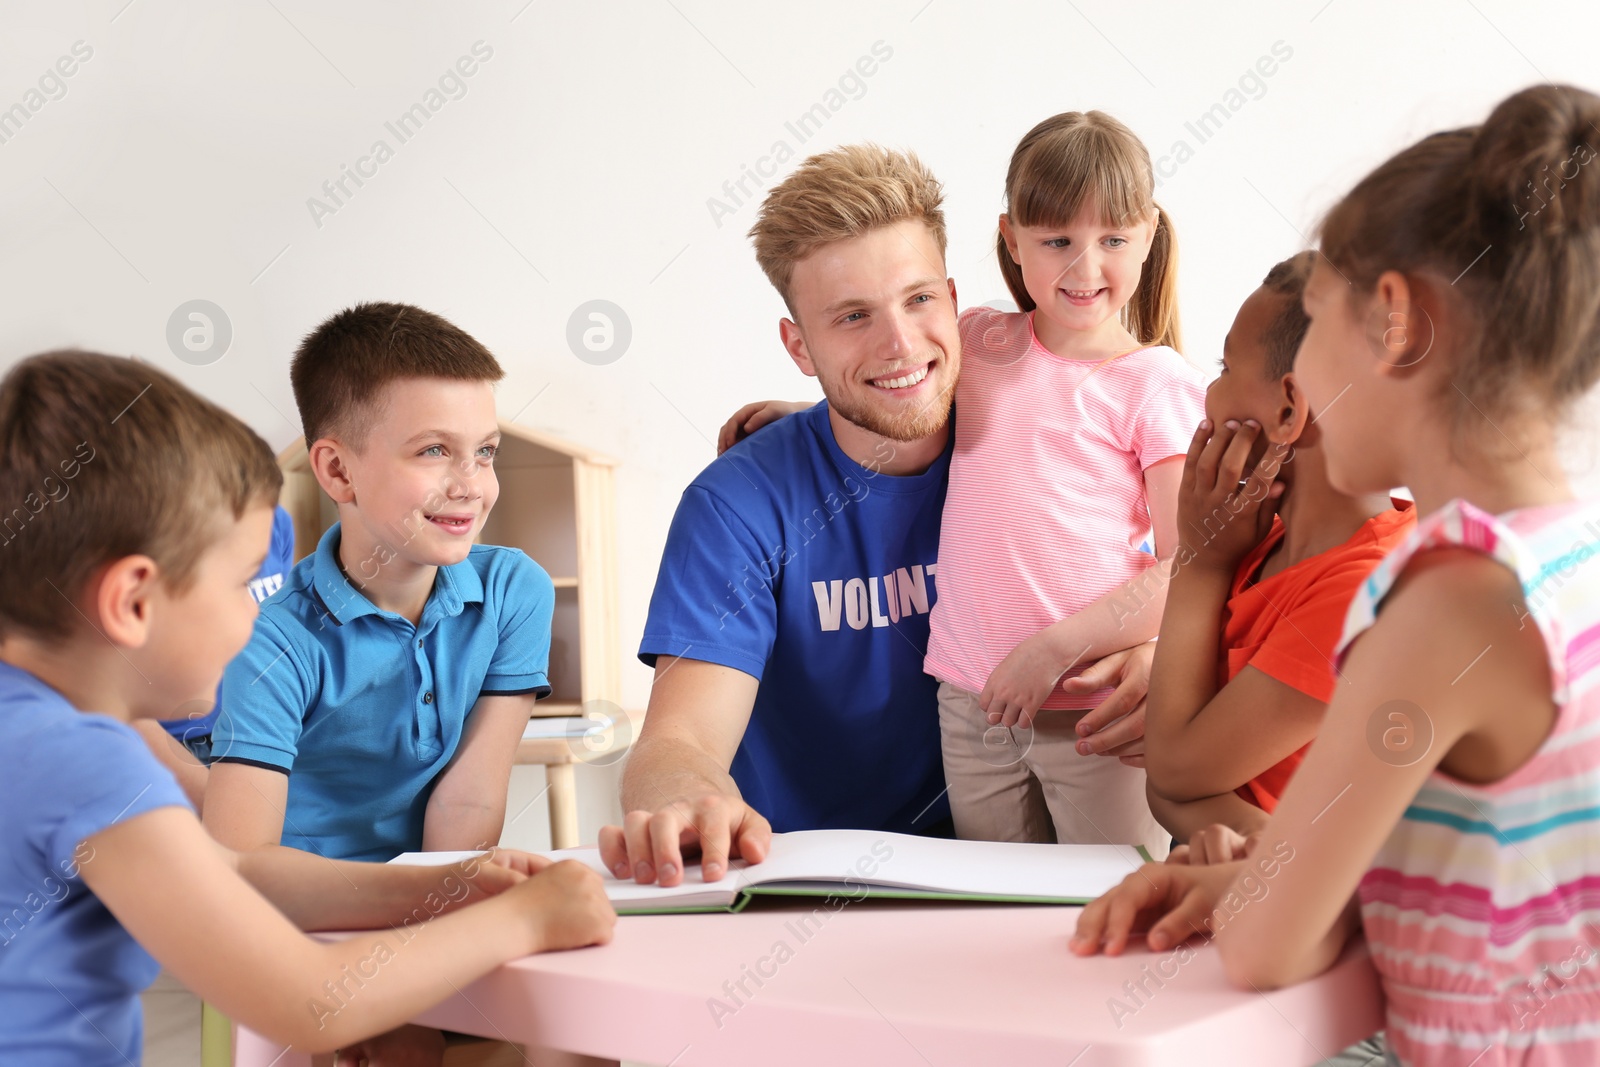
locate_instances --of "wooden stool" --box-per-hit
[514,712,637,850]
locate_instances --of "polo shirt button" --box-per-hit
[422,691,434,704]
[417,639,423,648]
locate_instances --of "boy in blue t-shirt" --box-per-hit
[132,503,294,812]
[0,350,612,1064]
[207,302,557,865]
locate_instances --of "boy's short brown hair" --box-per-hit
[748,144,947,315]
[0,350,282,640]
[290,302,505,450]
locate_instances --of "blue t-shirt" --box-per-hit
[639,401,951,834]
[0,661,192,1066]
[159,503,296,743]
[212,523,555,862]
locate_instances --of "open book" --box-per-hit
[391,828,1149,915]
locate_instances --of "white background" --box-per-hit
[4,0,1598,846]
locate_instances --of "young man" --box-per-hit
[204,304,564,1063]
[0,350,612,1063]
[1142,253,1416,858]
[601,145,1157,887]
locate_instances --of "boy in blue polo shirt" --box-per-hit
[0,350,613,1065]
[206,303,556,863]
[204,302,561,1063]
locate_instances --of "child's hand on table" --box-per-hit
[1167,823,1260,866]
[448,847,552,904]
[1176,419,1287,578]
[513,859,618,953]
[479,847,553,877]
[1070,860,1242,956]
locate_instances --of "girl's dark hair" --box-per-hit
[1316,84,1600,429]
[996,111,1181,352]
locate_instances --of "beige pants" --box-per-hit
[937,681,1170,859]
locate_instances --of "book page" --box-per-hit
[391,830,1143,910]
[389,848,750,910]
[734,830,1144,902]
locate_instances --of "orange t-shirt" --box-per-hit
[1224,500,1417,811]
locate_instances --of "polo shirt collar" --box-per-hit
[310,522,483,627]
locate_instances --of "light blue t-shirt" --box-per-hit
[213,523,555,862]
[159,503,296,743]
[639,401,951,834]
[0,661,191,1066]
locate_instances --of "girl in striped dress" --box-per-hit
[1070,82,1600,1066]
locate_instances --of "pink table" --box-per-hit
[234,901,1383,1066]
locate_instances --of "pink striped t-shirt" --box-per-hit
[1338,497,1600,1066]
[923,306,1207,709]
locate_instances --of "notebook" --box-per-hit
[390,828,1149,915]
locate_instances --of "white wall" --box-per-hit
[4,0,1598,844]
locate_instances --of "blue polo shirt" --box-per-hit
[213,523,555,862]
[639,400,951,834]
[0,661,191,1065]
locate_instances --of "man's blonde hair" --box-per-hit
[749,144,947,314]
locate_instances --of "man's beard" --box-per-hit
[820,362,956,443]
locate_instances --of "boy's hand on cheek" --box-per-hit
[1175,419,1285,579]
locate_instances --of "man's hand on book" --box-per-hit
[598,795,773,887]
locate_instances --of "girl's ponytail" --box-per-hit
[1126,205,1182,352]
[1317,83,1600,425]
[997,226,1034,312]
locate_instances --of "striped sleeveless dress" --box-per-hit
[1333,497,1600,1066]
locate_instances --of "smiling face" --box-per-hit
[1002,203,1155,343]
[781,218,960,442]
[335,377,502,567]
